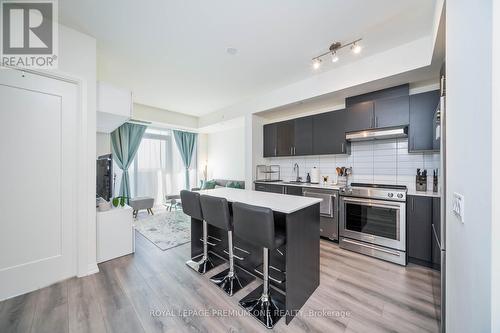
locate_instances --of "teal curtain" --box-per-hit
[173,130,197,189]
[111,123,147,200]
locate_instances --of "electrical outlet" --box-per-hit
[453,192,465,223]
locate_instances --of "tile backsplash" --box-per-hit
[263,138,440,191]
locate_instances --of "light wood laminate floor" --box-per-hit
[0,234,441,333]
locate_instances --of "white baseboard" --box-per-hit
[79,263,99,277]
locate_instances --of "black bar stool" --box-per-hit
[199,195,255,296]
[232,202,286,329]
[180,190,217,274]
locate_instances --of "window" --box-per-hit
[114,128,197,206]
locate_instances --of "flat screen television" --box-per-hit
[96,154,113,201]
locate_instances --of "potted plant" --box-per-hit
[112,196,128,208]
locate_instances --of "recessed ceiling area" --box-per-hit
[59,0,437,117]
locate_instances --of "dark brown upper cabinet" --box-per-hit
[294,116,313,155]
[345,101,374,132]
[345,96,409,132]
[263,120,296,157]
[409,90,440,152]
[263,123,277,157]
[312,109,350,155]
[345,84,409,132]
[373,95,409,128]
[276,120,295,156]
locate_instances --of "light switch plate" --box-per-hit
[453,192,465,223]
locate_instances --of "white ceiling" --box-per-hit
[59,0,437,116]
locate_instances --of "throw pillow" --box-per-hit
[201,179,216,190]
[226,181,243,189]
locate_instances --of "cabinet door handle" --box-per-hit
[294,147,296,155]
[290,147,293,155]
[341,143,344,153]
[375,116,378,128]
[274,147,277,156]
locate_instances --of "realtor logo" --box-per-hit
[1,0,58,68]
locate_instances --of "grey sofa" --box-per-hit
[192,179,245,191]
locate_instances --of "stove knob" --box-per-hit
[397,193,403,199]
[388,193,394,198]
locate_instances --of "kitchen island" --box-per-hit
[191,187,321,324]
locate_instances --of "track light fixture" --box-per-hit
[311,38,362,69]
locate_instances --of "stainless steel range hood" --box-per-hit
[345,126,408,142]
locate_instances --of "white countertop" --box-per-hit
[254,180,342,191]
[196,187,322,214]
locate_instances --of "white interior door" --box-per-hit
[0,68,78,300]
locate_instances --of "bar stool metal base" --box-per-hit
[210,266,255,296]
[186,253,224,274]
[239,285,285,329]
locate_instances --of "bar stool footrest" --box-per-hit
[223,246,250,261]
[276,245,286,257]
[254,264,286,284]
[199,235,222,247]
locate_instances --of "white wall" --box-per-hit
[244,114,265,188]
[492,1,500,331]
[206,127,245,181]
[96,132,111,157]
[57,25,97,276]
[446,1,493,332]
[133,103,198,130]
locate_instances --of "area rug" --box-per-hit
[134,210,191,250]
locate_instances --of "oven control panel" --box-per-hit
[340,186,406,202]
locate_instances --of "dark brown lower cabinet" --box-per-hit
[407,195,441,269]
[285,186,303,196]
[254,183,284,194]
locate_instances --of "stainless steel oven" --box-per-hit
[339,183,407,265]
[303,188,338,241]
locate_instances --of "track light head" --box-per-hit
[351,42,362,54]
[331,51,339,63]
[312,58,322,70]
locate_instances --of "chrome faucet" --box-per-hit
[293,163,301,182]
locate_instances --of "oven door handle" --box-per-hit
[341,196,403,209]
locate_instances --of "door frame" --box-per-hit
[5,66,95,280]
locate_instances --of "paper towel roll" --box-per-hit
[310,167,320,184]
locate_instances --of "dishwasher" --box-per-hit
[302,188,338,241]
